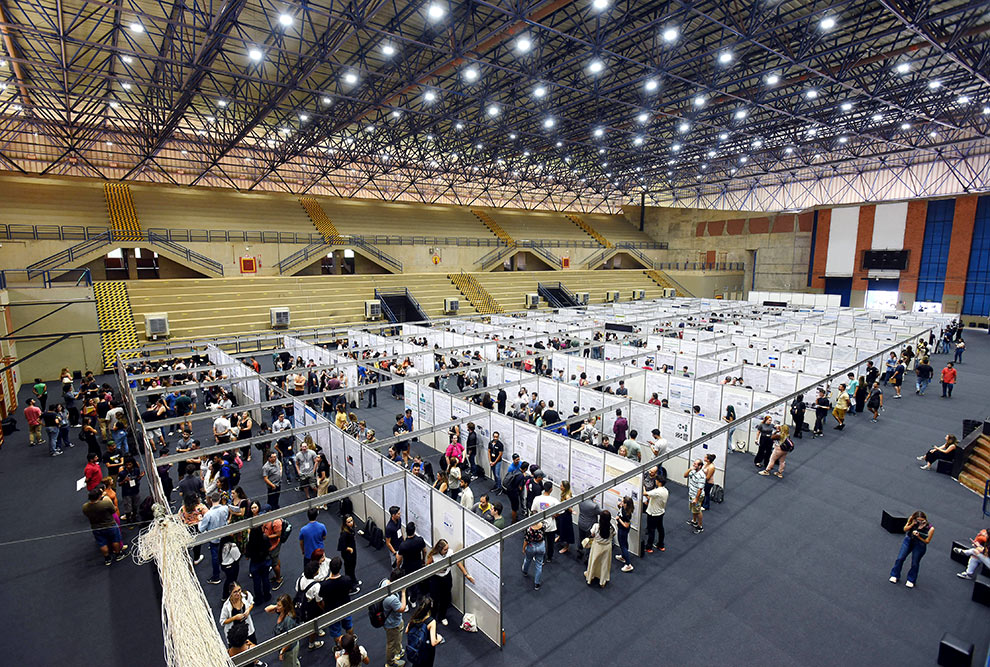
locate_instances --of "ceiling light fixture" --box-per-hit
[543,117,555,128]
[593,127,604,138]
[533,85,546,98]
[248,48,263,62]
[463,67,479,82]
[895,62,910,74]
[382,44,396,57]
[662,26,678,42]
[487,104,499,116]
[427,3,445,21]
[765,73,780,85]
[587,59,604,75]
[344,71,358,85]
[515,36,532,53]
[805,89,818,99]
[129,21,144,33]
[644,79,658,92]
[279,13,293,27]
[718,51,733,64]
[693,95,706,107]
[819,16,836,30]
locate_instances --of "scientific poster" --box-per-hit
[660,409,692,451]
[514,422,540,467]
[330,427,345,478]
[362,448,384,507]
[629,401,659,440]
[433,391,452,426]
[343,435,363,486]
[767,369,798,396]
[644,371,668,404]
[692,382,722,419]
[690,416,728,471]
[463,514,501,610]
[569,442,605,494]
[406,475,433,542]
[404,381,419,415]
[418,385,434,427]
[578,387,604,412]
[451,397,472,422]
[539,431,571,484]
[667,375,695,414]
[558,383,579,415]
[490,412,514,447]
[383,460,406,516]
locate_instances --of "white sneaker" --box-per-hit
[905,581,914,588]
[621,564,634,572]
[194,555,204,565]
[888,576,897,583]
[441,618,448,626]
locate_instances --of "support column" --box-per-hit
[125,248,138,280]
[810,209,831,290]
[943,196,977,313]
[850,205,876,307]
[897,200,928,310]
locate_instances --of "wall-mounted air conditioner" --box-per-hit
[605,290,620,303]
[144,313,169,339]
[525,293,540,309]
[662,288,677,298]
[632,289,645,300]
[444,298,459,314]
[576,292,590,305]
[364,300,382,321]
[270,307,290,329]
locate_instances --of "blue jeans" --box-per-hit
[846,395,856,414]
[57,425,70,450]
[954,349,963,363]
[491,460,503,490]
[916,377,930,394]
[617,525,632,563]
[45,426,59,454]
[522,541,546,585]
[249,559,271,602]
[208,543,221,581]
[890,536,927,583]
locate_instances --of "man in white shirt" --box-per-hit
[530,481,560,563]
[643,476,668,553]
[295,442,318,499]
[647,428,668,458]
[212,414,231,444]
[684,459,705,534]
[458,477,474,510]
[271,412,291,434]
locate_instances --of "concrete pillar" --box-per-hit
[943,196,977,313]
[125,248,138,280]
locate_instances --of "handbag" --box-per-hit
[581,537,593,549]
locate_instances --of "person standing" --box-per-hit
[246,502,272,605]
[24,398,43,448]
[832,384,850,429]
[426,539,474,626]
[954,338,966,363]
[487,431,504,494]
[384,506,403,566]
[262,451,282,510]
[866,382,884,422]
[844,373,858,415]
[199,492,230,584]
[615,496,635,573]
[701,454,717,510]
[82,488,128,565]
[940,362,957,398]
[584,510,613,588]
[264,594,300,667]
[381,568,408,667]
[555,481,575,555]
[684,459,705,534]
[295,441,318,499]
[219,583,257,648]
[530,481,560,564]
[179,496,207,565]
[890,360,905,399]
[576,495,600,562]
[643,476,668,553]
[888,510,934,588]
[32,378,48,411]
[789,395,806,439]
[521,520,546,591]
[612,409,628,449]
[321,556,356,649]
[337,515,362,594]
[396,523,427,602]
[754,416,775,468]
[759,424,793,478]
[813,388,829,438]
[116,456,144,525]
[915,357,934,395]
[41,403,62,457]
[405,596,442,667]
[84,453,103,491]
[854,376,867,416]
[299,508,327,563]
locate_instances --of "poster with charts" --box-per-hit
[661,409,692,452]
[431,489,463,550]
[383,460,406,517]
[558,383,579,415]
[645,371,668,405]
[433,391,452,427]
[317,426,331,468]
[343,434,363,486]
[514,422,540,468]
[404,381,419,416]
[405,475,433,543]
[667,375,694,414]
[692,382,722,419]
[630,401,659,443]
[487,363,503,386]
[490,413,514,451]
[418,385,434,428]
[330,427,345,478]
[451,397,472,423]
[463,514,501,610]
[690,416,727,471]
[362,448,384,507]
[601,453,641,532]
[569,442,605,495]
[540,431,570,484]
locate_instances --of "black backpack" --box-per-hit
[710,484,724,504]
[339,496,354,517]
[293,578,321,621]
[368,579,389,628]
[365,519,385,550]
[278,520,292,545]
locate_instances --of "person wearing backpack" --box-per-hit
[503,461,528,523]
[405,595,442,667]
[380,567,408,667]
[759,424,793,479]
[294,558,325,651]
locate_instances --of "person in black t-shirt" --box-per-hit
[319,556,355,646]
[813,388,830,437]
[396,523,427,601]
[384,506,404,565]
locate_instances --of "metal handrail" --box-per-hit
[278,240,330,274]
[537,282,566,308]
[147,232,224,275]
[478,244,516,270]
[349,237,403,272]
[373,292,399,324]
[614,242,656,268]
[0,268,93,288]
[25,230,113,277]
[374,287,430,323]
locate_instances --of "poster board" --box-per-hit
[539,431,571,484]
[569,441,605,495]
[405,475,433,543]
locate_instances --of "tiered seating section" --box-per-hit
[128,183,314,235]
[471,209,514,244]
[959,433,990,495]
[582,213,657,245]
[566,214,611,247]
[299,197,341,242]
[104,183,143,241]
[127,274,480,341]
[312,198,491,240]
[472,269,666,310]
[645,269,688,296]
[483,209,587,243]
[449,272,504,314]
[0,175,107,229]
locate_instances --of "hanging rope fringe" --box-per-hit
[134,504,233,667]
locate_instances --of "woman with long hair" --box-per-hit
[759,424,793,478]
[219,582,256,646]
[405,596,442,667]
[335,633,369,666]
[615,496,635,573]
[264,594,300,667]
[555,481,575,555]
[724,405,742,451]
[337,514,362,594]
[584,510,613,587]
[246,501,272,605]
[854,376,868,415]
[426,539,474,626]
[889,510,934,588]
[918,434,959,470]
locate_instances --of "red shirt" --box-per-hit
[24,405,42,426]
[84,462,104,491]
[941,367,957,384]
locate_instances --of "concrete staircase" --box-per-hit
[566,213,611,247]
[471,209,515,245]
[299,197,342,242]
[645,269,691,297]
[450,272,504,314]
[959,434,990,495]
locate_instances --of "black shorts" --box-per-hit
[507,491,519,512]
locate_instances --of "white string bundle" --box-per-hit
[134,504,233,667]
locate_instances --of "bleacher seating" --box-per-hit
[104,183,142,241]
[129,183,313,234]
[483,209,589,243]
[581,213,656,244]
[317,198,492,239]
[958,432,990,495]
[0,175,107,229]
[472,269,664,310]
[127,273,479,341]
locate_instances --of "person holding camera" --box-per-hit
[888,510,934,588]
